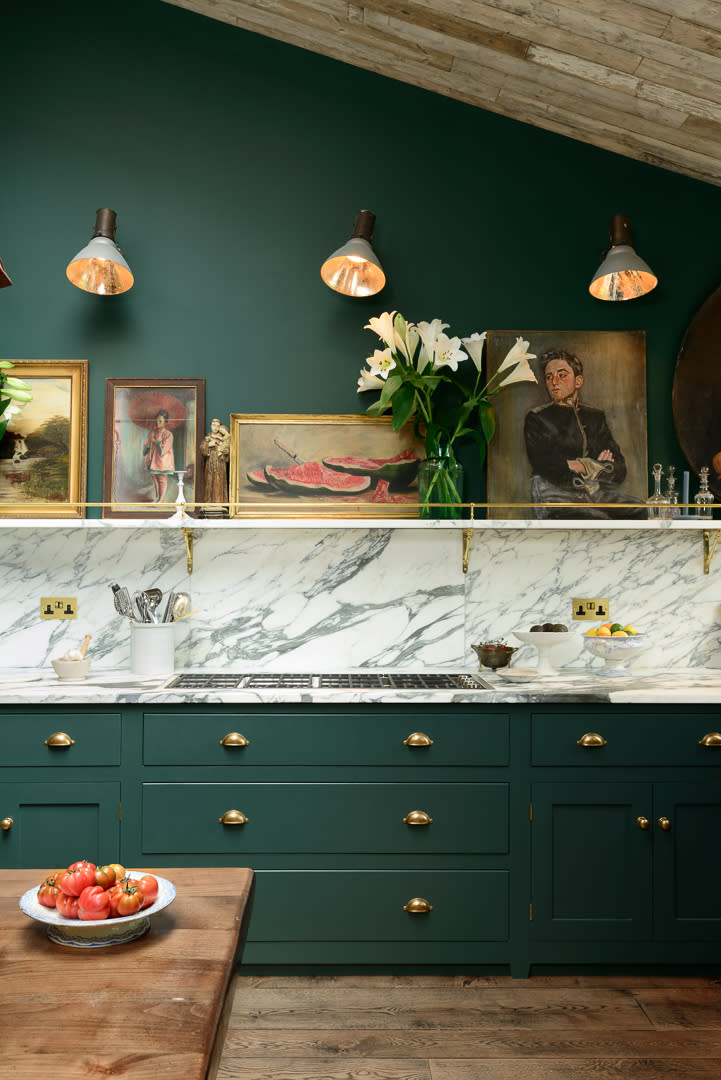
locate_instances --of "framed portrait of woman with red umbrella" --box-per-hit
[103,378,205,518]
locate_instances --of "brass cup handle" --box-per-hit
[218,809,249,825]
[44,732,75,748]
[0,817,13,831]
[403,897,433,914]
[403,810,433,826]
[636,816,650,830]
[699,732,721,747]
[403,732,434,747]
[219,732,250,747]
[658,816,671,831]
[576,732,607,747]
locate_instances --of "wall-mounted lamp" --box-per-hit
[320,210,385,297]
[0,255,12,288]
[66,208,134,295]
[589,214,657,301]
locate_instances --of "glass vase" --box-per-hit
[418,456,464,519]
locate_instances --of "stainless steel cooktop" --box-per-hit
[164,672,489,690]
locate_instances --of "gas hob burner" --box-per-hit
[164,672,489,691]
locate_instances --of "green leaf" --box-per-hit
[478,401,496,443]
[378,374,402,408]
[391,382,416,431]
[0,395,11,415]
[466,428,488,467]
[0,419,7,441]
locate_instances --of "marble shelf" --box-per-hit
[0,516,716,530]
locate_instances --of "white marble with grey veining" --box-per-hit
[0,522,719,676]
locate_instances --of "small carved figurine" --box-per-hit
[200,418,230,513]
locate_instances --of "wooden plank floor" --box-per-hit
[218,974,721,1079]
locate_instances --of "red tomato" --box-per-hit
[56,892,80,919]
[135,874,159,909]
[78,885,111,921]
[37,873,62,908]
[115,884,143,917]
[107,863,126,882]
[94,865,117,889]
[68,859,97,873]
[58,865,97,896]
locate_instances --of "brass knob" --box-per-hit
[218,809,248,825]
[699,732,721,747]
[403,810,433,826]
[219,732,250,747]
[658,816,671,831]
[636,816,650,830]
[44,731,75,748]
[403,732,434,747]
[0,817,13,831]
[576,732,607,747]
[403,897,433,914]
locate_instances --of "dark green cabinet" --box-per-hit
[0,782,120,868]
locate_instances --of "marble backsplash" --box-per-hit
[0,524,718,673]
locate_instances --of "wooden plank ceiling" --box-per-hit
[162,0,721,188]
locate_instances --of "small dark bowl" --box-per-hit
[471,644,518,670]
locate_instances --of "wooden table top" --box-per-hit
[0,866,254,1080]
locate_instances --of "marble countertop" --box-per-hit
[2,667,721,705]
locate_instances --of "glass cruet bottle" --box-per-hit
[665,466,680,518]
[695,466,715,519]
[646,463,669,519]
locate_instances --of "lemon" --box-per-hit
[623,625,638,635]
[585,628,598,636]
[611,629,628,637]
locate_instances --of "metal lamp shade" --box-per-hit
[320,210,385,297]
[589,244,657,301]
[321,237,386,297]
[66,208,134,295]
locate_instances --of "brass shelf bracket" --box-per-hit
[461,504,476,574]
[182,527,194,574]
[703,529,720,574]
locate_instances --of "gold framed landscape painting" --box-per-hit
[229,414,426,518]
[486,330,648,520]
[0,360,88,518]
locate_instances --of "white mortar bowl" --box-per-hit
[52,657,91,681]
[583,634,648,675]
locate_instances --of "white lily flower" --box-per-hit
[432,333,467,372]
[496,356,538,388]
[416,319,450,373]
[357,367,386,392]
[364,312,397,349]
[461,331,487,372]
[497,336,536,374]
[0,400,24,421]
[367,348,397,379]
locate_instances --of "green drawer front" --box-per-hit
[531,712,721,767]
[142,782,508,854]
[248,869,509,942]
[142,711,509,767]
[1,714,121,766]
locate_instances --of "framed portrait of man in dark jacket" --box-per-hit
[486,330,647,519]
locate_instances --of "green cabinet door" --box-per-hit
[0,782,121,869]
[653,781,721,940]
[531,782,653,941]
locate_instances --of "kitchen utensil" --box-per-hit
[52,657,91,681]
[171,592,190,620]
[110,584,135,620]
[80,634,91,658]
[143,588,162,620]
[171,608,198,621]
[161,591,177,623]
[132,591,151,623]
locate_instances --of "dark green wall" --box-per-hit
[4,0,721,510]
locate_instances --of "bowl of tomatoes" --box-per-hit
[19,860,176,947]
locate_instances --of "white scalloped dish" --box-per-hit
[19,873,176,947]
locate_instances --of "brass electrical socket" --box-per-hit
[40,597,77,619]
[572,598,610,620]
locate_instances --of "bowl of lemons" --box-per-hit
[583,621,647,675]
